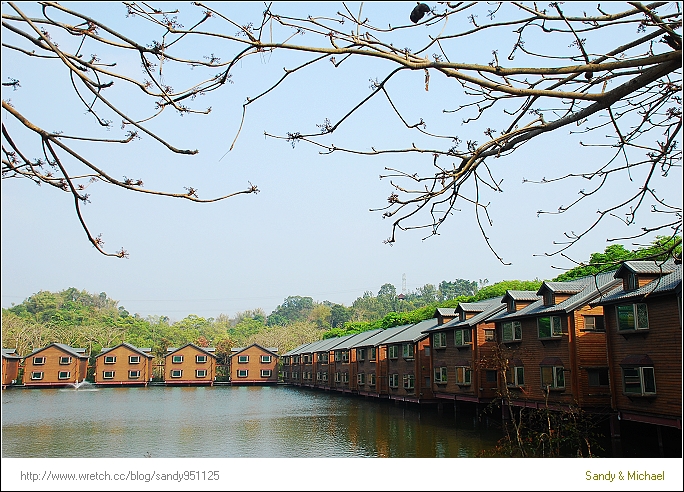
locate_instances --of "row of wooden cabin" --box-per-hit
[1,343,279,387]
[281,261,682,433]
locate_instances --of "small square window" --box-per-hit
[58,371,71,380]
[33,357,46,365]
[237,369,248,378]
[261,369,272,378]
[261,355,272,363]
[103,371,115,379]
[31,371,43,380]
[484,329,496,342]
[196,355,207,363]
[59,356,71,365]
[129,356,140,364]
[172,355,183,364]
[238,355,249,364]
[128,370,140,379]
[104,356,117,364]
[587,368,609,387]
[170,369,183,378]
[196,369,207,378]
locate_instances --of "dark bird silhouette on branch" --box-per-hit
[410,3,431,23]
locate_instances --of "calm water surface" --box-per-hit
[2,385,502,458]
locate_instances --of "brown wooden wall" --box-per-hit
[497,317,575,408]
[2,357,20,386]
[230,345,277,384]
[94,346,153,385]
[165,346,216,385]
[23,346,88,386]
[572,305,612,409]
[605,294,682,424]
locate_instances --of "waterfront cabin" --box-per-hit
[330,331,381,394]
[424,298,506,407]
[486,273,622,412]
[353,324,413,398]
[94,343,154,386]
[164,344,216,385]
[22,343,89,388]
[229,344,279,385]
[2,348,21,388]
[313,337,348,390]
[379,319,437,403]
[281,342,312,386]
[592,261,681,436]
[298,338,333,388]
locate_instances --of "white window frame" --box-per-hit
[402,343,414,359]
[33,356,46,365]
[454,329,472,346]
[196,355,208,363]
[260,355,272,363]
[341,351,350,363]
[261,369,272,378]
[484,329,496,342]
[455,366,472,385]
[433,332,447,349]
[616,303,649,331]
[59,356,71,365]
[31,371,44,380]
[507,366,525,387]
[58,371,71,380]
[322,372,328,382]
[537,316,563,339]
[104,355,116,364]
[357,373,366,385]
[434,367,448,384]
[170,369,183,378]
[388,345,399,359]
[129,355,140,364]
[196,369,207,378]
[502,321,522,342]
[335,372,340,383]
[171,355,183,364]
[370,347,377,361]
[342,372,349,383]
[368,373,376,386]
[357,348,365,361]
[237,355,249,363]
[403,374,415,390]
[128,370,140,379]
[237,369,248,378]
[103,371,115,380]
[541,366,565,389]
[622,366,656,396]
[388,373,399,388]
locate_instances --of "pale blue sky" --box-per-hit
[2,2,681,321]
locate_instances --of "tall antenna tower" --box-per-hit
[402,273,407,296]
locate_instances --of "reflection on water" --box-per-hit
[2,386,501,458]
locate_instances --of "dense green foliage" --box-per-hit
[552,236,681,282]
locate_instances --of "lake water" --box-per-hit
[2,385,503,458]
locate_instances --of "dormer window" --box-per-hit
[507,299,515,313]
[543,291,554,306]
[626,272,639,291]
